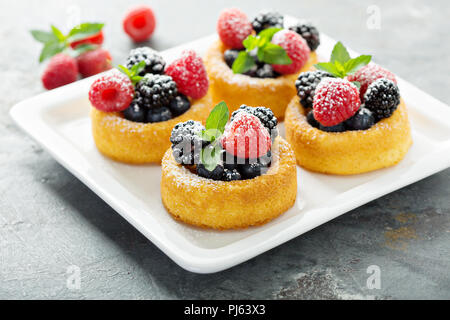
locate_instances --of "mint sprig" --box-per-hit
[197,101,230,171]
[117,61,146,85]
[232,28,292,74]
[314,41,371,79]
[30,22,104,62]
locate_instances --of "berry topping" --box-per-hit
[251,10,284,34]
[313,78,361,127]
[347,64,397,98]
[239,162,266,180]
[69,30,104,49]
[170,120,205,165]
[123,5,156,42]
[89,71,134,112]
[76,48,112,78]
[256,64,277,78]
[363,79,400,120]
[288,21,320,51]
[197,163,225,181]
[319,122,346,133]
[165,50,209,99]
[146,107,172,123]
[217,8,253,49]
[41,53,78,90]
[135,74,178,109]
[222,168,242,181]
[271,30,310,75]
[295,70,334,109]
[345,107,375,131]
[230,105,278,138]
[123,102,146,123]
[125,47,166,75]
[306,110,321,129]
[221,112,272,159]
[224,49,240,68]
[169,94,191,117]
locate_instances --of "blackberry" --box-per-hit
[123,101,147,123]
[169,94,191,117]
[170,120,205,165]
[288,21,320,51]
[295,71,334,109]
[306,110,320,129]
[363,79,400,120]
[135,74,178,109]
[230,105,278,138]
[251,11,284,34]
[197,163,224,181]
[224,49,240,68]
[222,168,242,181]
[345,107,375,131]
[125,47,166,75]
[147,107,172,123]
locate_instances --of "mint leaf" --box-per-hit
[243,35,258,51]
[330,41,351,64]
[232,51,256,74]
[344,55,371,75]
[258,43,292,65]
[352,81,361,89]
[67,23,104,42]
[314,62,341,77]
[51,25,66,42]
[205,101,229,135]
[118,63,144,85]
[30,30,57,43]
[258,27,282,41]
[200,144,222,172]
[130,60,146,76]
[39,40,65,62]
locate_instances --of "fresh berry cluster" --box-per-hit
[170,105,276,181]
[216,8,319,77]
[89,48,209,124]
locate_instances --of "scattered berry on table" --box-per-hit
[70,30,104,48]
[41,53,78,90]
[295,70,334,109]
[146,107,172,123]
[135,74,178,109]
[344,107,375,131]
[165,50,209,99]
[89,71,134,112]
[222,168,242,181]
[230,105,278,138]
[363,78,400,120]
[288,21,320,51]
[251,10,284,34]
[125,47,166,75]
[77,48,112,78]
[197,163,225,181]
[313,78,361,127]
[123,101,147,123]
[169,94,191,117]
[271,30,310,75]
[170,120,205,165]
[123,5,156,42]
[217,8,253,49]
[347,64,397,99]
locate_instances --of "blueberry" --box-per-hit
[243,64,259,77]
[123,103,147,123]
[306,110,320,128]
[146,107,172,123]
[239,162,264,180]
[258,151,272,167]
[169,94,191,116]
[256,64,277,78]
[222,168,242,181]
[319,122,346,132]
[224,49,240,68]
[197,163,225,181]
[345,107,375,131]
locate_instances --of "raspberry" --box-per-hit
[230,105,278,138]
[217,8,253,49]
[69,30,104,49]
[88,71,134,112]
[271,30,310,75]
[295,70,334,109]
[123,5,156,42]
[347,64,397,98]
[221,113,271,159]
[165,50,209,99]
[41,53,78,90]
[313,78,361,127]
[76,48,112,78]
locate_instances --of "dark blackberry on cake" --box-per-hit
[135,74,178,109]
[170,120,205,165]
[125,47,166,75]
[364,78,400,120]
[288,21,320,51]
[251,10,284,34]
[295,71,334,109]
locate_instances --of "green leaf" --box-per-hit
[314,62,341,77]
[39,40,65,62]
[205,101,229,136]
[117,65,131,77]
[130,60,147,76]
[232,51,256,74]
[258,27,282,41]
[330,41,351,64]
[30,30,57,43]
[352,81,361,89]
[200,144,223,172]
[51,25,66,42]
[258,43,292,65]
[243,35,258,51]
[67,22,104,42]
[344,55,372,75]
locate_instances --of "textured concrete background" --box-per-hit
[1,0,449,299]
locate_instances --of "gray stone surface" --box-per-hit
[1,0,449,299]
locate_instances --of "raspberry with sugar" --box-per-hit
[347,63,397,99]
[217,8,253,49]
[271,29,310,75]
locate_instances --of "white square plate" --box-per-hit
[10,31,450,273]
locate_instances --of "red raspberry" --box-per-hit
[271,30,310,75]
[41,53,78,90]
[221,112,271,159]
[123,5,156,42]
[88,71,134,112]
[165,50,209,99]
[347,63,397,98]
[217,8,253,49]
[77,48,112,78]
[313,78,361,127]
[69,30,104,49]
